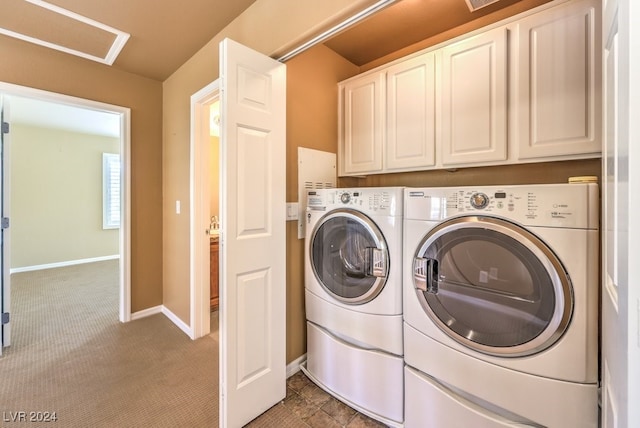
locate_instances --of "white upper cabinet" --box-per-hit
[337,0,602,177]
[513,0,601,160]
[440,26,508,166]
[386,52,437,171]
[340,72,385,175]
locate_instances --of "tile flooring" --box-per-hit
[247,370,388,428]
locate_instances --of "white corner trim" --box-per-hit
[287,354,307,378]
[130,305,162,321]
[131,305,194,339]
[161,305,194,338]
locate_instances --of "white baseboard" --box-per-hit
[130,305,194,338]
[161,306,194,337]
[287,353,307,378]
[133,306,302,367]
[130,305,163,320]
[10,254,120,274]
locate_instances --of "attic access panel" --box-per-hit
[0,0,129,65]
[466,0,503,12]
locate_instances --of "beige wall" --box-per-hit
[161,0,383,332]
[339,160,601,188]
[285,44,359,360]
[10,124,119,268]
[0,37,163,312]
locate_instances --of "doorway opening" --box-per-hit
[189,80,219,339]
[0,81,131,356]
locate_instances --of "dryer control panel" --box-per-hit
[405,183,598,229]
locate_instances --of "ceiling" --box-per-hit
[0,0,258,82]
[3,0,549,135]
[0,0,553,83]
[325,0,535,66]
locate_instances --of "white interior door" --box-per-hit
[601,0,640,426]
[219,38,286,428]
[0,95,11,355]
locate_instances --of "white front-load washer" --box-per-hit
[302,187,404,427]
[403,183,599,428]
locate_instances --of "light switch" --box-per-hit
[176,200,181,214]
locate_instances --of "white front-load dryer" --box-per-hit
[302,187,404,427]
[402,183,599,428]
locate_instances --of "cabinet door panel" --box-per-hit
[341,73,385,174]
[440,27,508,166]
[515,0,601,159]
[386,53,436,170]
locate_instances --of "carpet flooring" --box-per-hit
[1,261,218,428]
[1,261,388,427]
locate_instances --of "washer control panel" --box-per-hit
[307,188,403,217]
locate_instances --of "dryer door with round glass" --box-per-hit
[310,209,389,305]
[412,216,573,357]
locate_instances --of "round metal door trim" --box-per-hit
[413,215,574,357]
[309,208,390,305]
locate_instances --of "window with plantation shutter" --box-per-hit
[102,153,120,229]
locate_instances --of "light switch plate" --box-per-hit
[286,203,299,221]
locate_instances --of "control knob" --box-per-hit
[470,192,489,209]
[340,192,351,204]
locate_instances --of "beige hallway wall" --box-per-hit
[0,38,163,312]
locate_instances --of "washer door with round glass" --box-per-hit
[413,216,573,357]
[310,209,389,305]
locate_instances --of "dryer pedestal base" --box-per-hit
[404,324,598,428]
[305,322,404,426]
[405,365,538,428]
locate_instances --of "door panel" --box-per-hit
[219,38,286,428]
[341,73,385,175]
[386,53,436,170]
[440,27,508,165]
[516,0,601,159]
